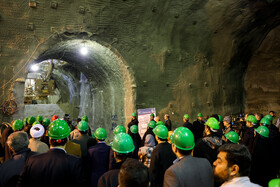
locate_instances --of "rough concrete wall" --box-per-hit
[24,104,66,120]
[0,0,280,133]
[245,25,280,114]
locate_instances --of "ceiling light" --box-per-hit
[80,47,88,56]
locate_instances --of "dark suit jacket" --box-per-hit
[97,161,123,187]
[18,148,87,187]
[72,134,93,159]
[149,142,177,187]
[165,119,172,131]
[88,142,111,187]
[164,155,213,187]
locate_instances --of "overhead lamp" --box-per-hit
[31,64,39,71]
[80,46,88,56]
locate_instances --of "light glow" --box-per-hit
[31,64,39,71]
[80,47,88,56]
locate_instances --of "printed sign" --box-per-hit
[137,108,156,138]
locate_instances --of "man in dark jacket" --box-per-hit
[88,128,110,187]
[97,133,135,187]
[0,131,36,187]
[17,119,87,187]
[164,114,172,131]
[193,117,223,165]
[127,113,139,136]
[241,115,257,154]
[149,125,176,187]
[192,113,205,142]
[182,114,193,132]
[141,121,156,147]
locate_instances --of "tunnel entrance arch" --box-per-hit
[25,32,136,140]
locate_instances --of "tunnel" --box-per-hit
[23,32,136,139]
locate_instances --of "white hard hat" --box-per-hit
[30,124,45,138]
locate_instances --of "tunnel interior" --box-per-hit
[24,38,136,140]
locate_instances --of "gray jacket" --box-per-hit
[164,155,214,187]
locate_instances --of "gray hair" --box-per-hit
[7,131,29,153]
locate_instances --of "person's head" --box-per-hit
[119,158,149,187]
[155,116,160,122]
[48,119,71,147]
[170,127,194,157]
[246,115,257,128]
[254,113,263,121]
[12,119,24,132]
[131,113,137,120]
[213,144,251,184]
[197,113,203,121]
[269,111,275,117]
[7,131,29,153]
[183,114,189,122]
[153,125,168,143]
[223,116,232,128]
[205,117,220,135]
[111,133,134,162]
[77,120,89,134]
[94,128,107,141]
[164,114,169,120]
[30,124,45,139]
[150,113,155,120]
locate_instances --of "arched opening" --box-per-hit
[23,33,136,140]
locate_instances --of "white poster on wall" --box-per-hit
[137,108,156,138]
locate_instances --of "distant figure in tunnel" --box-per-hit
[127,113,139,136]
[164,114,172,131]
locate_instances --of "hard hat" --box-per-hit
[183,114,189,119]
[224,131,239,144]
[218,115,223,122]
[42,118,51,126]
[36,115,43,122]
[150,113,155,117]
[246,115,257,124]
[111,133,135,154]
[131,113,137,117]
[260,118,270,126]
[52,115,59,121]
[268,178,280,187]
[197,113,203,117]
[94,128,107,140]
[170,127,195,150]
[27,116,36,125]
[32,121,41,126]
[77,121,89,131]
[48,119,71,140]
[156,121,165,126]
[264,114,273,122]
[153,125,168,139]
[148,120,156,128]
[30,124,45,138]
[81,115,88,122]
[205,117,220,130]
[255,126,269,138]
[130,125,138,134]
[23,118,28,125]
[12,120,24,131]
[113,125,126,135]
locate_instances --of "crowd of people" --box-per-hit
[0,111,279,187]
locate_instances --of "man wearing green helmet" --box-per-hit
[18,119,87,186]
[164,127,214,187]
[192,113,205,142]
[242,115,257,154]
[150,125,176,187]
[98,133,135,187]
[193,117,223,165]
[224,131,239,144]
[127,112,139,136]
[72,121,96,159]
[182,114,192,132]
[88,127,111,187]
[141,120,156,147]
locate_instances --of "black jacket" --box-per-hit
[97,161,123,187]
[141,127,156,147]
[127,118,139,136]
[192,120,205,142]
[149,142,177,187]
[242,126,255,154]
[165,119,172,131]
[183,121,193,132]
[18,148,87,187]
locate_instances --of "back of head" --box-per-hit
[218,144,251,176]
[119,158,149,187]
[7,131,29,153]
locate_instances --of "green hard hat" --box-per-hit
[12,120,24,131]
[113,125,126,135]
[224,131,239,144]
[255,126,269,138]
[197,113,203,117]
[156,121,165,126]
[94,128,107,140]
[218,115,223,122]
[27,116,36,125]
[77,121,89,131]
[150,113,155,117]
[269,179,280,187]
[264,114,273,122]
[205,117,220,130]
[132,113,137,117]
[260,118,271,126]
[32,121,41,126]
[246,115,257,124]
[36,115,43,122]
[81,115,88,122]
[153,124,168,139]
[170,127,195,150]
[148,120,156,128]
[42,118,51,126]
[130,125,138,134]
[183,114,189,119]
[111,133,135,154]
[23,118,28,125]
[48,119,71,140]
